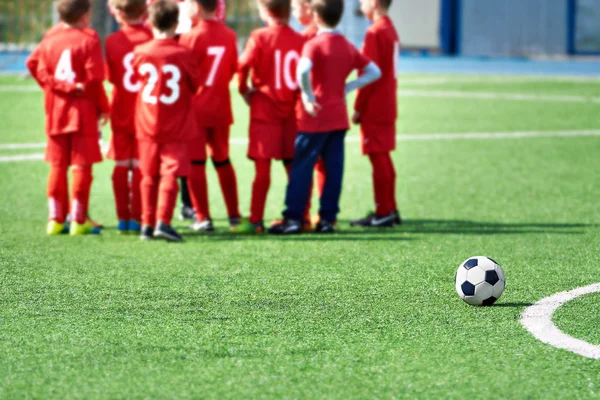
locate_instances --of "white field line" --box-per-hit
[398,76,600,85]
[2,129,599,164]
[399,89,600,103]
[521,283,600,360]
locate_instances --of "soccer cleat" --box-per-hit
[86,215,104,229]
[154,222,184,242]
[315,220,336,234]
[393,210,403,226]
[117,220,129,234]
[179,205,196,221]
[190,217,215,232]
[47,221,66,236]
[235,219,265,234]
[129,220,142,233]
[229,216,242,231]
[140,225,154,241]
[370,212,396,228]
[302,218,313,232]
[268,219,302,234]
[70,221,101,236]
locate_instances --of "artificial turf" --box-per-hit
[0,74,599,399]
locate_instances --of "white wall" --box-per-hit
[389,0,441,49]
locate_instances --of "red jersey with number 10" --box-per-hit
[179,20,238,127]
[105,24,153,135]
[132,39,202,143]
[238,23,305,120]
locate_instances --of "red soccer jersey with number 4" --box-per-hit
[26,24,109,137]
[105,24,153,135]
[354,16,399,125]
[238,23,305,120]
[179,20,238,127]
[132,39,202,143]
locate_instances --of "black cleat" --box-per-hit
[190,217,215,232]
[179,205,196,221]
[350,212,376,227]
[351,212,396,228]
[393,210,402,226]
[154,222,184,242]
[268,219,302,234]
[315,220,336,234]
[141,225,154,241]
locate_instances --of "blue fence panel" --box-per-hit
[575,0,600,54]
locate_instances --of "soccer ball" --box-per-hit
[455,256,505,306]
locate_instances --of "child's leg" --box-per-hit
[368,152,396,216]
[209,127,241,219]
[112,161,131,221]
[179,177,193,208]
[188,161,211,221]
[130,161,142,223]
[71,165,93,224]
[47,164,68,223]
[250,159,271,224]
[315,158,327,198]
[141,174,159,227]
[283,133,326,221]
[318,130,347,223]
[157,175,179,226]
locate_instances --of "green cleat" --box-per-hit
[235,219,264,234]
[70,221,101,236]
[47,221,66,236]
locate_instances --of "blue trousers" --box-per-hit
[283,130,346,222]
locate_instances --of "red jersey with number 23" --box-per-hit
[105,23,153,135]
[298,32,370,133]
[179,20,238,127]
[132,39,201,143]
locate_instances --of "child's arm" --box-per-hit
[296,57,321,117]
[26,45,84,95]
[84,36,110,125]
[237,33,257,104]
[354,31,380,122]
[345,62,381,95]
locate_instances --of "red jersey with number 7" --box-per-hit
[179,20,237,127]
[238,23,305,120]
[132,39,202,143]
[105,23,153,135]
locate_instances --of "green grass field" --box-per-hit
[1,73,599,398]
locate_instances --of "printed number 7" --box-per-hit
[206,46,225,87]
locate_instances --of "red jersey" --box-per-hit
[179,20,238,127]
[298,32,370,133]
[105,24,153,135]
[132,39,202,143]
[26,24,109,136]
[238,23,305,120]
[355,17,400,125]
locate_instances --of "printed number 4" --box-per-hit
[139,63,181,105]
[55,50,76,83]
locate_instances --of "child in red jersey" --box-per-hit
[269,0,381,234]
[105,0,153,235]
[26,0,109,236]
[235,0,306,233]
[180,0,241,233]
[350,0,401,228]
[133,0,202,242]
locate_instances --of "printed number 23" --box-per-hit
[138,63,181,105]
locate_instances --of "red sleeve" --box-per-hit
[237,32,258,95]
[228,31,238,83]
[301,40,318,61]
[354,31,377,114]
[104,39,115,85]
[84,37,109,114]
[26,45,42,87]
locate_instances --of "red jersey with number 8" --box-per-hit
[179,20,238,127]
[132,38,202,143]
[105,24,153,135]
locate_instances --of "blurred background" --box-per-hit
[0,0,599,73]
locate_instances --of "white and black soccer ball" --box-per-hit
[455,256,505,306]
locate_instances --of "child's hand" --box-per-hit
[352,111,361,125]
[243,88,256,106]
[98,113,110,127]
[303,100,322,117]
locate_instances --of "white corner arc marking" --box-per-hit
[521,283,600,360]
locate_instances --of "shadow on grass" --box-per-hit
[492,302,534,308]
[181,230,415,242]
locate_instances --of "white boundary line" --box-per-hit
[399,89,600,103]
[521,283,600,360]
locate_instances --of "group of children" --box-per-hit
[27,0,401,241]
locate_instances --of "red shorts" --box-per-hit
[248,117,296,160]
[138,140,190,177]
[189,126,231,162]
[107,131,138,161]
[45,133,102,167]
[360,123,396,155]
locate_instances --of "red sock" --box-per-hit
[249,159,271,224]
[315,158,326,198]
[188,163,210,221]
[369,153,396,216]
[141,175,159,227]
[215,161,240,218]
[71,166,92,224]
[47,165,68,223]
[112,166,130,221]
[130,167,142,222]
[157,175,179,225]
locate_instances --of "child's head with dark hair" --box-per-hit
[311,0,343,28]
[292,0,312,26]
[148,0,180,32]
[109,0,148,21]
[188,0,218,23]
[57,0,91,25]
[359,0,391,21]
[258,0,291,21]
